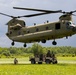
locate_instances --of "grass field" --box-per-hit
[0,57,76,64]
[0,64,76,75]
[0,57,76,75]
[58,57,76,61]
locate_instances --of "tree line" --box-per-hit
[0,43,76,57]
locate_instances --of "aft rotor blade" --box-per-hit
[0,12,21,18]
[0,12,13,18]
[13,7,62,13]
[18,12,55,17]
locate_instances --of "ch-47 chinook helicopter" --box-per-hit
[0,7,76,47]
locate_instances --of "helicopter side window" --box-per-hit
[55,23,60,30]
[27,30,30,33]
[18,31,21,35]
[36,28,39,32]
[23,22,26,27]
[10,31,12,34]
[46,26,49,30]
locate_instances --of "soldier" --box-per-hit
[14,58,18,64]
[51,51,55,60]
[52,51,55,57]
[39,54,43,61]
[46,50,51,57]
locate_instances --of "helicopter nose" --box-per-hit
[72,26,76,32]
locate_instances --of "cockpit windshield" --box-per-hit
[66,21,75,26]
[66,21,76,29]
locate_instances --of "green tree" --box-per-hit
[31,43,43,55]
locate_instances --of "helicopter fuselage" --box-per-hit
[6,20,76,44]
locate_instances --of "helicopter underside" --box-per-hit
[7,29,76,44]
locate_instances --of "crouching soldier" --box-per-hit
[14,58,18,64]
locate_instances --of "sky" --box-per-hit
[0,0,76,47]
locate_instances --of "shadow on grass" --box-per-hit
[56,63,76,66]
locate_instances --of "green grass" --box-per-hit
[0,57,76,75]
[0,57,29,64]
[0,57,76,64]
[57,57,76,61]
[0,64,76,75]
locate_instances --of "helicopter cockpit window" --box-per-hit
[66,22,73,28]
[66,21,75,29]
[66,22,71,26]
[55,23,60,29]
[18,21,26,27]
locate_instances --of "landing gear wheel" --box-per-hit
[52,41,57,45]
[11,41,15,46]
[24,43,27,47]
[45,59,50,64]
[41,39,46,43]
[38,62,42,64]
[31,60,36,64]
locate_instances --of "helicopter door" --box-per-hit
[55,23,61,37]
[55,23,61,30]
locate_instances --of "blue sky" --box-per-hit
[0,0,76,47]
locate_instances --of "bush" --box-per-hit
[2,51,11,57]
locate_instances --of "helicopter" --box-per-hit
[0,7,76,47]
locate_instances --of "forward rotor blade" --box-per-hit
[13,7,62,13]
[72,14,76,16]
[71,10,76,13]
[61,10,76,14]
